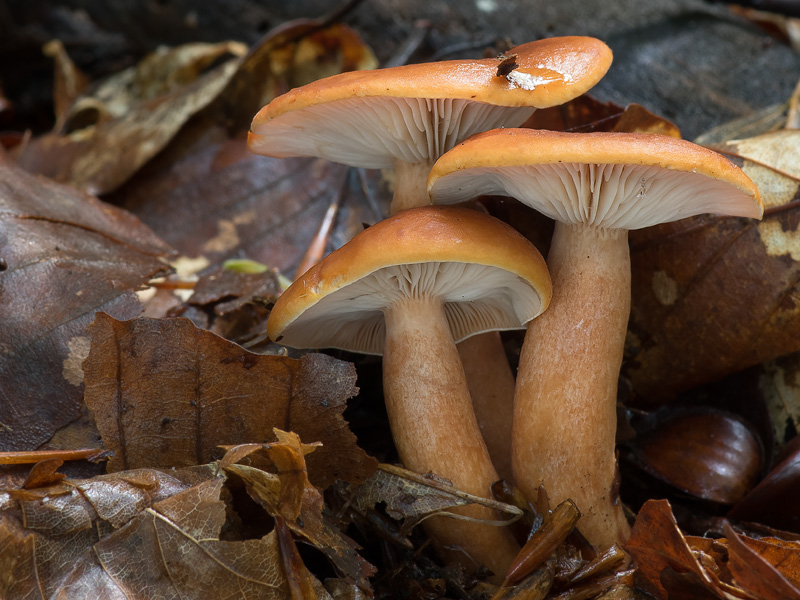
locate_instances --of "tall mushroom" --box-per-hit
[249,36,612,480]
[267,206,552,576]
[427,129,763,548]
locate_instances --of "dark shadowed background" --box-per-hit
[2,0,799,139]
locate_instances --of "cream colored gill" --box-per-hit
[430,163,759,229]
[276,261,546,355]
[252,97,534,168]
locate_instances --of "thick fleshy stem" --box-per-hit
[383,296,520,578]
[391,159,435,214]
[457,331,517,481]
[512,222,631,549]
[389,162,518,482]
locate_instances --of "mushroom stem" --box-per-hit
[383,295,520,578]
[391,159,434,214]
[512,221,631,549]
[457,331,517,481]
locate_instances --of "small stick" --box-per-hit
[0,448,109,465]
[294,187,343,278]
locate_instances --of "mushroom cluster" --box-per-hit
[249,37,763,579]
[249,36,613,486]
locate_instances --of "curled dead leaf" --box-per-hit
[83,314,377,488]
[0,161,172,452]
[627,129,800,401]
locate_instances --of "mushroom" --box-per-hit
[248,36,612,214]
[249,36,612,481]
[267,206,552,576]
[427,129,763,548]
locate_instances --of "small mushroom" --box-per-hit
[267,206,552,576]
[427,129,763,549]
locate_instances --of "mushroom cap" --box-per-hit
[267,206,552,354]
[248,37,612,169]
[427,129,763,229]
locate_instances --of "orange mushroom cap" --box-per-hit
[428,129,763,227]
[267,206,552,354]
[248,38,612,169]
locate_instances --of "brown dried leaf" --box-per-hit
[625,499,729,600]
[350,463,522,532]
[92,477,303,599]
[626,129,800,401]
[505,500,581,584]
[725,523,800,600]
[42,39,89,130]
[189,264,283,316]
[113,137,380,278]
[0,465,218,599]
[523,95,624,132]
[760,353,800,453]
[103,22,382,276]
[16,41,247,195]
[224,436,376,591]
[211,20,377,135]
[611,103,681,137]
[0,161,172,451]
[83,313,377,488]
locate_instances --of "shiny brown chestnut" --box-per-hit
[626,408,763,505]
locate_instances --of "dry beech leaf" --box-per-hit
[223,435,376,591]
[0,162,173,452]
[189,265,283,316]
[349,463,522,534]
[523,98,679,137]
[90,480,301,599]
[522,95,624,132]
[724,523,800,600]
[760,352,800,452]
[42,39,89,131]
[113,138,382,279]
[624,499,733,600]
[610,103,681,137]
[0,465,218,599]
[626,129,800,402]
[107,21,382,277]
[207,19,377,135]
[83,313,377,488]
[16,41,248,195]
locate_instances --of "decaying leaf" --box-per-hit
[113,137,383,279]
[523,97,679,137]
[83,313,377,488]
[223,434,376,591]
[16,41,248,195]
[0,161,172,452]
[0,465,218,599]
[759,352,800,452]
[42,39,89,131]
[625,499,726,599]
[189,264,283,316]
[724,523,800,600]
[626,128,800,402]
[627,498,800,600]
[348,463,522,535]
